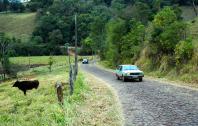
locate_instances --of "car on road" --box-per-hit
[115,65,144,82]
[82,59,89,64]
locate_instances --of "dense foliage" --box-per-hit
[0,0,25,12]
[1,0,197,76]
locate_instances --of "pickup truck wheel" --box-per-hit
[139,78,143,82]
[122,76,127,82]
[117,75,120,80]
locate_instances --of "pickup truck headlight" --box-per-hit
[123,72,130,76]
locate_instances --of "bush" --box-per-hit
[159,55,175,73]
[12,42,62,56]
[175,38,194,66]
[151,7,187,55]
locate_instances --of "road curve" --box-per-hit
[81,64,198,126]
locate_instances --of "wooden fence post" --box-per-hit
[69,65,74,95]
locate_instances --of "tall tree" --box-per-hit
[105,18,127,65]
[0,33,11,80]
[192,0,198,16]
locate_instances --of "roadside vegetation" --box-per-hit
[0,56,122,126]
[1,0,198,125]
[80,1,198,85]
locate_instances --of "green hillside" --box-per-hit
[180,6,197,21]
[0,13,36,41]
[189,17,198,38]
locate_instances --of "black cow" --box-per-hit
[13,80,39,95]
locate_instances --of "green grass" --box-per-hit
[10,56,68,65]
[9,56,92,75]
[10,56,93,65]
[1,56,122,126]
[0,59,88,126]
[0,13,36,41]
[8,56,72,78]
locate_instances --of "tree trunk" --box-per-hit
[192,0,198,16]
[69,65,74,95]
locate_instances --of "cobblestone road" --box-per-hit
[81,64,198,126]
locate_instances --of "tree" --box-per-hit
[48,55,54,72]
[77,14,93,43]
[89,5,111,59]
[104,0,112,6]
[105,18,127,65]
[149,6,187,69]
[9,0,25,12]
[0,33,11,80]
[132,2,152,24]
[153,7,177,29]
[27,0,53,12]
[90,16,107,59]
[175,38,194,66]
[159,21,187,54]
[81,36,94,55]
[192,0,198,16]
[150,7,178,54]
[152,0,162,12]
[3,0,9,11]
[121,20,145,63]
[48,29,63,45]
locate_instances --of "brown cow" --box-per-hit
[55,81,63,105]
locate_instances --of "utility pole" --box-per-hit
[74,14,78,80]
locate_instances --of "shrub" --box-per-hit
[191,48,198,71]
[151,7,187,55]
[175,38,194,66]
[159,55,175,73]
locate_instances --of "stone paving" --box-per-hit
[81,64,198,126]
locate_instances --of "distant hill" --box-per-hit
[0,13,36,41]
[180,6,197,21]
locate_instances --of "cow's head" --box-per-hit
[13,80,20,87]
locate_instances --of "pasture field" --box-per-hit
[8,56,91,75]
[0,63,84,126]
[0,56,122,126]
[10,55,92,65]
[10,56,68,65]
[0,13,36,41]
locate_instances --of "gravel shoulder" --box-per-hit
[81,72,124,126]
[81,63,198,126]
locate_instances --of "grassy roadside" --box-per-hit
[0,64,80,126]
[98,61,198,89]
[0,56,123,126]
[81,72,124,126]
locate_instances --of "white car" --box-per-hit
[115,65,144,82]
[82,59,89,64]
